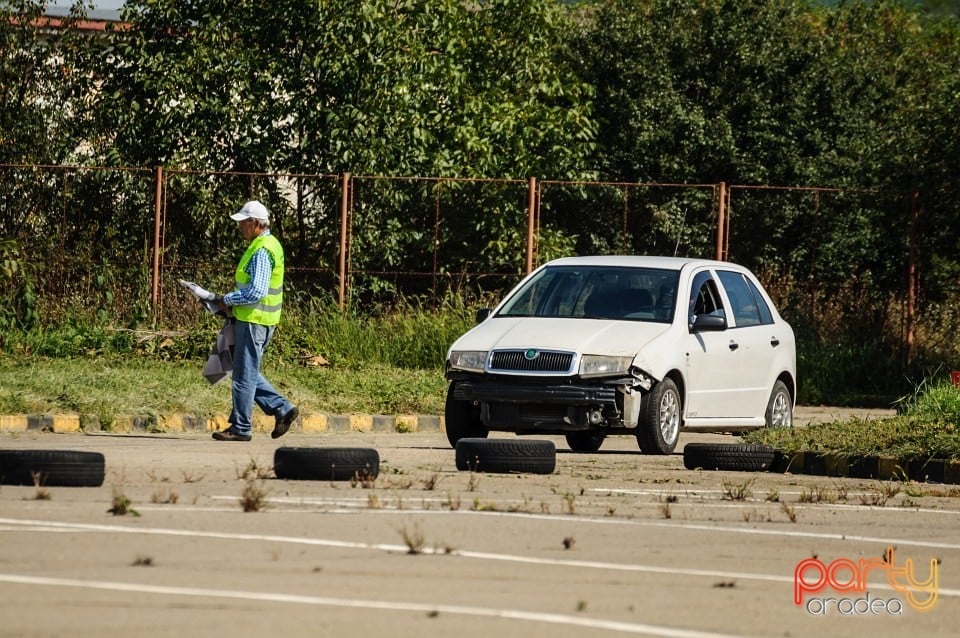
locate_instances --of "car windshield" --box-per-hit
[497,265,680,323]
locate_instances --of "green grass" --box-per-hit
[744,379,960,460]
[0,355,447,426]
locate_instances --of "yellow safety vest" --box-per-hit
[232,233,284,326]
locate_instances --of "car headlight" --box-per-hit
[579,355,634,378]
[448,350,488,372]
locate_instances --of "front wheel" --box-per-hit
[637,378,681,454]
[565,431,605,452]
[444,383,488,448]
[765,380,793,428]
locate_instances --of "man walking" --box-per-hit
[212,200,299,441]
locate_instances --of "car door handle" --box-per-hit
[729,341,739,351]
[770,337,780,347]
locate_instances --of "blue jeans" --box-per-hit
[229,320,293,436]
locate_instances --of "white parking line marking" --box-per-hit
[594,488,960,516]
[0,573,759,638]
[193,498,960,552]
[1,516,957,598]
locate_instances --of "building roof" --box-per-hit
[43,0,124,22]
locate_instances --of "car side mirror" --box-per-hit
[691,314,726,332]
[475,308,493,323]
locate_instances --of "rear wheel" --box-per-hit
[444,383,488,448]
[765,380,793,428]
[565,431,605,452]
[637,378,681,454]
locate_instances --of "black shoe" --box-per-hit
[212,429,252,442]
[272,406,299,439]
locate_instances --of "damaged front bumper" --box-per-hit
[447,371,652,432]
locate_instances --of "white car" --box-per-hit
[444,256,796,453]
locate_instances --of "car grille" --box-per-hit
[488,349,575,373]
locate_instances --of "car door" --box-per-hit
[682,270,744,419]
[714,269,779,416]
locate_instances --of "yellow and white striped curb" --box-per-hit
[0,412,443,434]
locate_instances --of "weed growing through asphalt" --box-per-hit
[151,487,179,504]
[660,501,672,519]
[722,478,755,501]
[240,479,269,512]
[367,493,381,509]
[443,493,461,511]
[422,473,442,491]
[780,502,798,523]
[765,489,780,502]
[904,484,927,498]
[383,476,412,490]
[131,556,154,567]
[799,485,838,504]
[562,492,576,515]
[399,523,425,554]
[506,494,535,513]
[471,498,499,512]
[237,458,272,481]
[30,471,51,500]
[108,487,140,517]
[659,493,678,519]
[350,470,378,489]
[880,481,902,499]
[832,480,849,500]
[466,473,479,492]
[181,470,205,483]
[859,481,901,507]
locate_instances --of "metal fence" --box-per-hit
[0,163,920,354]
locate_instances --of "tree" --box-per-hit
[0,0,94,166]
[92,0,598,288]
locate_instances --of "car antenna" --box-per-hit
[673,207,688,257]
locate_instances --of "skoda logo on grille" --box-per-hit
[524,349,539,360]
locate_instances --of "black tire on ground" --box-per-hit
[444,383,488,448]
[455,438,556,474]
[274,447,380,481]
[565,431,605,452]
[683,443,776,472]
[0,450,105,487]
[765,380,793,428]
[636,378,681,454]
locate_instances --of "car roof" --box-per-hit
[541,255,732,271]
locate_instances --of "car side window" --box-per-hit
[688,271,725,324]
[716,270,773,327]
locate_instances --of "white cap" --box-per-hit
[230,200,269,222]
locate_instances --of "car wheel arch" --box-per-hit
[663,370,686,414]
[776,372,796,405]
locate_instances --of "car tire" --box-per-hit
[0,450,105,487]
[274,447,380,481]
[565,431,605,452]
[683,443,776,471]
[765,380,793,428]
[455,438,556,474]
[637,378,681,454]
[444,383,488,448]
